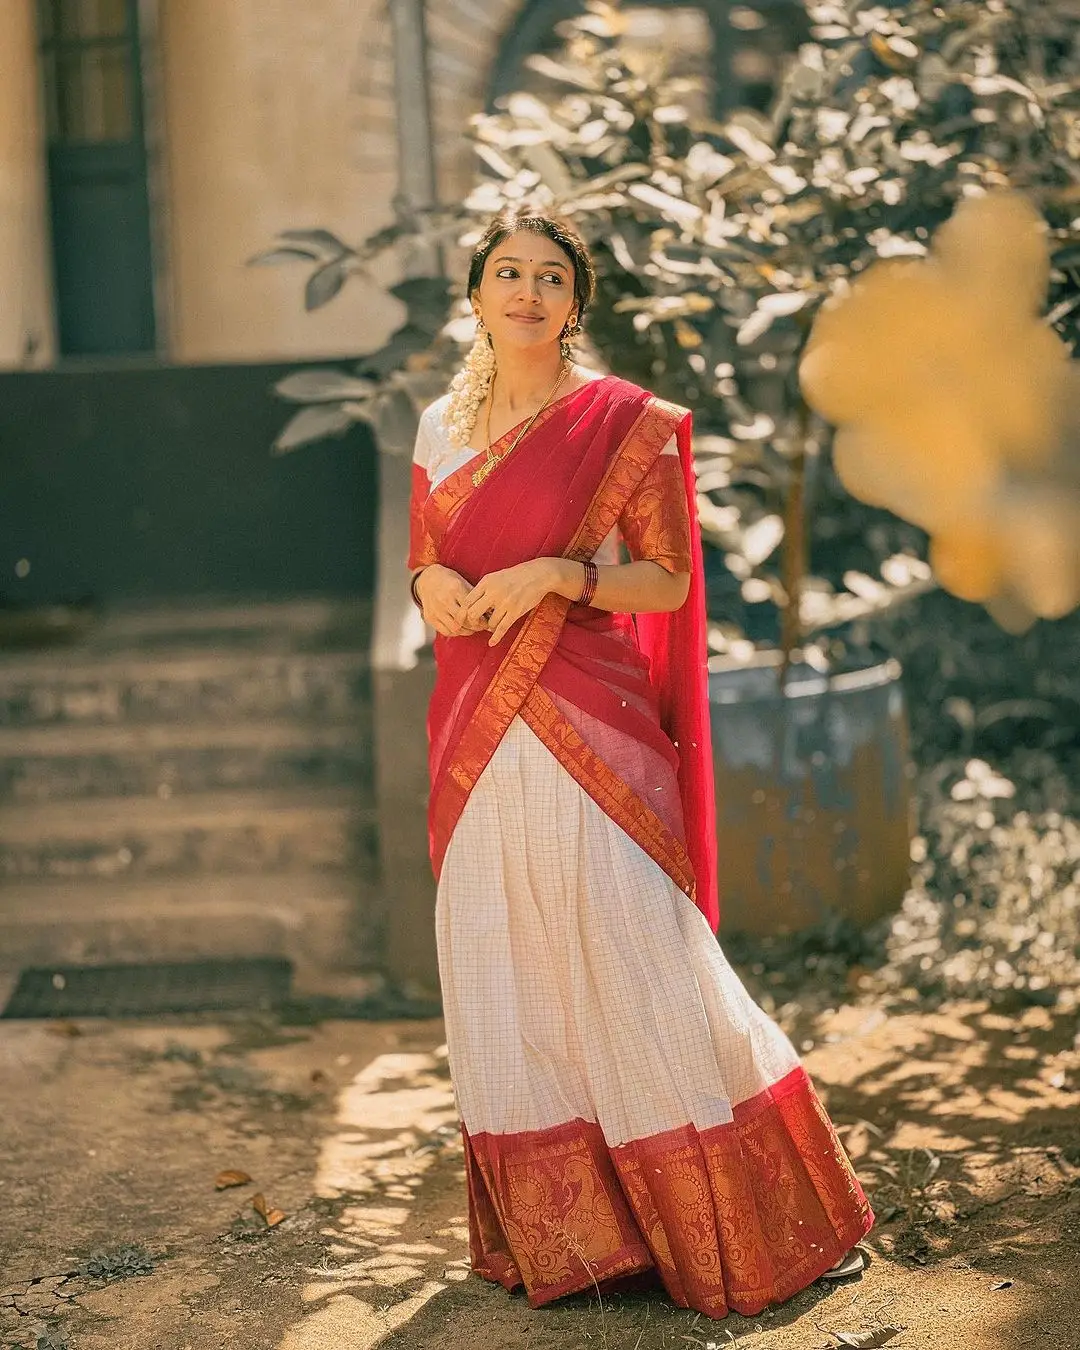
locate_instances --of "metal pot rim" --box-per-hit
[708,654,903,705]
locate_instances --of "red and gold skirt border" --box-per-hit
[462,1065,873,1319]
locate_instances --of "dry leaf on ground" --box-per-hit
[251,1192,286,1227]
[830,1330,902,1348]
[214,1169,252,1190]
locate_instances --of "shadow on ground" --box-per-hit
[0,997,1076,1350]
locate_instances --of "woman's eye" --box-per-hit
[494,268,564,285]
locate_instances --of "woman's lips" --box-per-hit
[506,313,545,324]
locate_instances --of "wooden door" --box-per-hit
[38,0,156,356]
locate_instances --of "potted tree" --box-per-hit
[255,0,1080,934]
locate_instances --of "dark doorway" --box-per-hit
[38,0,157,357]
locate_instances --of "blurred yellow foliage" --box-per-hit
[800,191,1080,625]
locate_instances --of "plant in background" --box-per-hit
[255,0,1080,670]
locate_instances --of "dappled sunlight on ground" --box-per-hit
[277,1047,469,1350]
[0,1009,1074,1350]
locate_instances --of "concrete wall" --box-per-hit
[0,0,55,368]
[0,362,379,605]
[0,0,527,371]
[159,0,407,363]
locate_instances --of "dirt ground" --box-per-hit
[1,998,1078,1350]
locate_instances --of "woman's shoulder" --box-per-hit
[418,392,452,431]
[413,394,452,466]
[595,373,691,421]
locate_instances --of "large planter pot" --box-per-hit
[709,654,913,936]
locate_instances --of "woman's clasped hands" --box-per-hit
[464,560,565,646]
[413,565,489,638]
[415,560,568,646]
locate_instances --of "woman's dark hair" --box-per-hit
[467,210,596,319]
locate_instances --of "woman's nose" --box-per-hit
[515,276,542,303]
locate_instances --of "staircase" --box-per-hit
[0,600,382,993]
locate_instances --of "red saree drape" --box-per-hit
[412,375,719,931]
[409,378,875,1318]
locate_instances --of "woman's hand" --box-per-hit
[414,565,491,638]
[463,559,579,647]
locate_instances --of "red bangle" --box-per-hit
[410,568,428,608]
[577,560,598,607]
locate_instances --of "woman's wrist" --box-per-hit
[410,566,433,607]
[546,558,587,600]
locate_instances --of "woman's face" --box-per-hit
[473,229,577,357]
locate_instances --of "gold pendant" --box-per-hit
[472,454,498,487]
[472,360,570,489]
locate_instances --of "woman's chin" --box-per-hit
[493,324,559,352]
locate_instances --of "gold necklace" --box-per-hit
[472,361,571,487]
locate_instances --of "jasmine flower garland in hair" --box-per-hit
[444,327,497,448]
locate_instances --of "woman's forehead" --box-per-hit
[488,230,573,269]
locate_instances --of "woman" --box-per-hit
[408,209,873,1321]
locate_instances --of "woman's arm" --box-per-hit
[549,557,690,614]
[462,557,689,647]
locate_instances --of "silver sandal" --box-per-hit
[819,1248,867,1281]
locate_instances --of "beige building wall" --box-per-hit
[0,0,55,369]
[0,0,527,372]
[159,0,408,364]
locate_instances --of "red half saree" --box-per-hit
[409,375,873,1319]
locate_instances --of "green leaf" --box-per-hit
[274,368,377,403]
[736,292,808,345]
[305,260,350,311]
[626,183,703,224]
[722,111,775,163]
[370,387,421,456]
[521,143,574,197]
[524,52,600,91]
[474,142,519,179]
[279,228,350,257]
[247,246,322,266]
[388,276,453,336]
[273,403,355,454]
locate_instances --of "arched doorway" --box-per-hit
[489,0,809,115]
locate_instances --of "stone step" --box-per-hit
[0,649,372,729]
[90,597,373,651]
[0,720,372,804]
[0,597,373,656]
[0,789,378,881]
[0,872,382,984]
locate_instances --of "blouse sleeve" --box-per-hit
[408,407,440,571]
[618,435,693,574]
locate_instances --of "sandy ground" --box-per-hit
[1,999,1078,1350]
